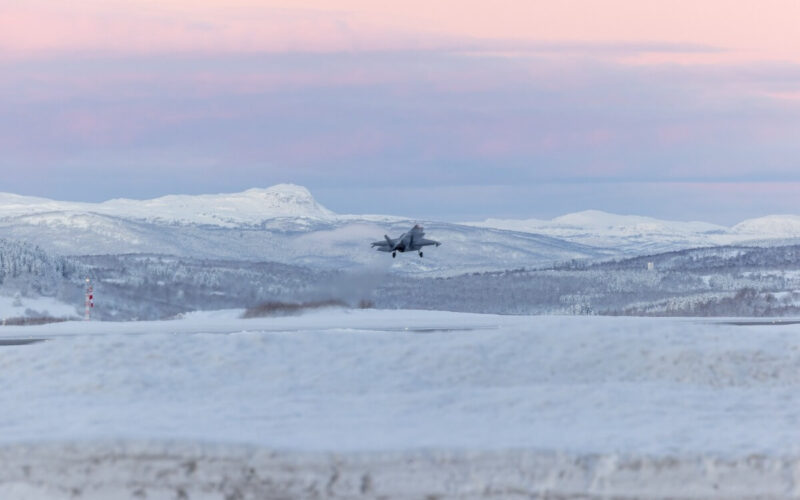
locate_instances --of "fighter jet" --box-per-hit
[371,224,441,258]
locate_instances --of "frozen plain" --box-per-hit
[2,309,800,499]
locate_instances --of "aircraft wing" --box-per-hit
[416,238,440,247]
[372,234,397,248]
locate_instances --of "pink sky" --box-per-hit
[2,1,800,221]
[2,0,799,64]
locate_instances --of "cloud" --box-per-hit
[0,2,440,57]
[1,47,799,219]
[2,0,799,69]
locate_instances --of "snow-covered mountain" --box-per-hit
[4,185,800,275]
[0,184,334,227]
[0,185,605,275]
[732,215,800,238]
[467,210,800,254]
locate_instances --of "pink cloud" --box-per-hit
[2,0,800,66]
[0,2,429,57]
[762,90,800,101]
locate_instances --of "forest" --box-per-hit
[2,238,800,320]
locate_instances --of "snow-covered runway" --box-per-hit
[1,309,800,499]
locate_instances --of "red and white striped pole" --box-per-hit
[84,278,94,321]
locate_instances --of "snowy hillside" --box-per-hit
[99,185,336,226]
[0,186,606,275]
[378,243,800,316]
[5,185,800,274]
[0,216,608,275]
[0,184,334,227]
[467,210,795,254]
[732,214,800,237]
[0,239,794,321]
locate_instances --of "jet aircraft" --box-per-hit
[371,225,441,258]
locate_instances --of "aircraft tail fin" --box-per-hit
[384,235,395,248]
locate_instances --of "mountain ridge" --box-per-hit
[0,184,334,228]
[4,187,800,237]
[467,210,800,253]
[0,186,607,275]
[1,186,800,272]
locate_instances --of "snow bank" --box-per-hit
[2,310,800,498]
[0,294,77,321]
[3,443,800,500]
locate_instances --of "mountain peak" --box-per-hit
[96,184,335,226]
[244,183,313,197]
[237,184,332,216]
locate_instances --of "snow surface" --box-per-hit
[0,295,78,321]
[2,309,800,498]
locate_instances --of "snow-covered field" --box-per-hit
[0,295,77,321]
[2,309,800,499]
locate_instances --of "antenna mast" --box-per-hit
[84,278,94,321]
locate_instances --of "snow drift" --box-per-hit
[1,310,800,498]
